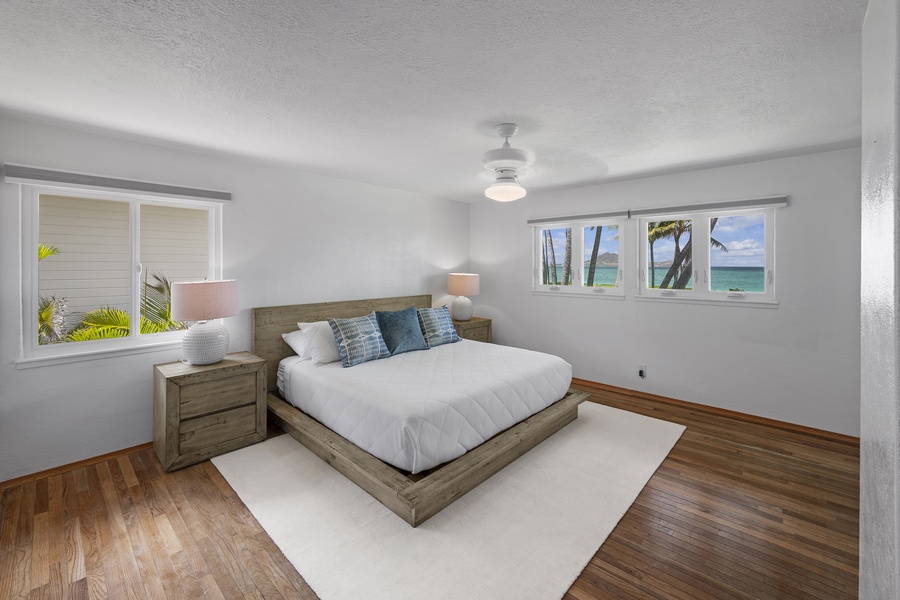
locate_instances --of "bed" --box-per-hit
[252,294,590,526]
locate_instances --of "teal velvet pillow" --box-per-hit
[375,307,429,355]
[416,305,460,347]
[327,312,390,367]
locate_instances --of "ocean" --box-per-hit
[545,266,766,292]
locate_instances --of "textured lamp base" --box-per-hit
[450,296,474,321]
[182,321,230,365]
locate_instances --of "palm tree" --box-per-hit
[656,219,728,289]
[38,243,61,261]
[38,295,67,343]
[545,229,559,285]
[141,271,186,331]
[586,224,620,286]
[561,228,572,285]
[64,272,186,342]
[647,221,677,288]
[541,230,550,284]
[37,243,68,344]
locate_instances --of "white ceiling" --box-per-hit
[0,0,868,202]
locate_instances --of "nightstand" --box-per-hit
[153,351,266,472]
[452,316,492,343]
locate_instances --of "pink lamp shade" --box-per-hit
[171,280,239,365]
[447,273,480,297]
[171,280,239,322]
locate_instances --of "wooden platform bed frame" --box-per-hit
[252,294,590,527]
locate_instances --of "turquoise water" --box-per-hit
[544,266,765,292]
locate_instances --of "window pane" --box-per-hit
[38,195,131,344]
[140,204,210,333]
[583,225,619,287]
[647,220,692,290]
[540,227,573,286]
[709,214,765,292]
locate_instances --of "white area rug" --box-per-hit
[212,402,685,600]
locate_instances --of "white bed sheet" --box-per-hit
[278,339,573,473]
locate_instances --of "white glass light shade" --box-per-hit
[485,180,527,202]
[171,280,239,365]
[448,273,479,321]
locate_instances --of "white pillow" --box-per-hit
[298,321,341,366]
[281,329,311,360]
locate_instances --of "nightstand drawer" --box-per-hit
[452,316,492,343]
[180,372,257,419]
[462,323,490,342]
[179,404,257,454]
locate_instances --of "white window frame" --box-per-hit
[637,206,776,306]
[532,218,626,298]
[18,183,223,368]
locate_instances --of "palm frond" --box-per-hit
[38,295,68,344]
[38,243,61,261]
[66,307,130,341]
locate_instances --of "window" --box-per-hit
[638,207,775,304]
[583,224,620,290]
[21,184,222,364]
[533,219,624,296]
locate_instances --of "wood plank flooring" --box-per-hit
[1,382,859,599]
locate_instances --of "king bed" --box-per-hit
[252,294,590,526]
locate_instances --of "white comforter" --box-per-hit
[278,339,572,473]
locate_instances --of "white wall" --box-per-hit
[0,116,470,482]
[471,147,861,436]
[860,0,900,595]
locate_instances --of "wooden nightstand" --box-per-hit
[153,351,267,472]
[452,316,492,343]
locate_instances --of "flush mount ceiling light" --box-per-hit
[482,123,530,202]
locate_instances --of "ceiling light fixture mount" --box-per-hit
[482,123,529,202]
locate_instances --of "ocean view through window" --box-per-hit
[709,214,766,292]
[638,207,775,303]
[531,198,778,305]
[534,219,624,296]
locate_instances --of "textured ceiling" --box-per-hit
[0,0,868,202]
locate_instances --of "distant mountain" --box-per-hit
[587,252,619,265]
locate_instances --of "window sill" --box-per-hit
[16,339,182,369]
[532,289,626,300]
[635,295,778,309]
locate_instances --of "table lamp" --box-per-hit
[447,273,480,321]
[171,279,239,365]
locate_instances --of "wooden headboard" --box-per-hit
[252,294,432,392]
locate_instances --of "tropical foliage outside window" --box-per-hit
[23,186,220,361]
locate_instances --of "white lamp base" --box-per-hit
[450,296,474,321]
[182,320,230,365]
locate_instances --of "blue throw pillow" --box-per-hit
[328,312,390,367]
[375,307,429,355]
[417,306,460,347]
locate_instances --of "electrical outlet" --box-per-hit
[638,364,647,379]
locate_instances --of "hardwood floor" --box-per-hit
[0,383,859,599]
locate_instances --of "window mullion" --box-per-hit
[132,201,141,339]
[573,226,584,288]
[24,187,40,354]
[694,214,711,297]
